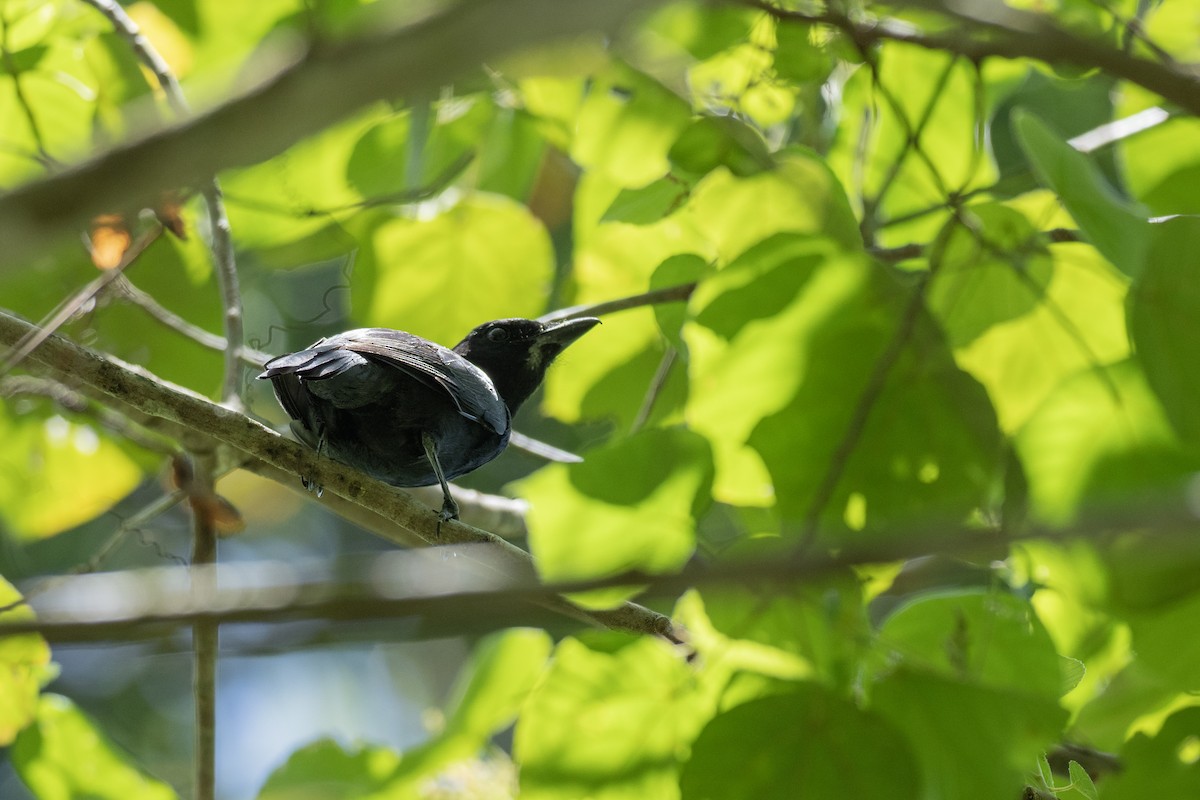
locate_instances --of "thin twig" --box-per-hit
[631,345,678,433]
[540,283,696,323]
[221,151,475,217]
[79,490,189,574]
[798,275,932,547]
[0,374,178,456]
[83,0,246,411]
[115,276,271,368]
[0,224,161,378]
[747,1,1200,114]
[0,16,50,166]
[859,53,958,239]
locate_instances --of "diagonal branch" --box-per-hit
[0,224,160,377]
[540,282,697,323]
[115,275,272,368]
[0,309,676,640]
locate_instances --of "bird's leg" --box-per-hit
[421,431,459,533]
[301,428,327,497]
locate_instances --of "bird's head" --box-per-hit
[454,316,600,412]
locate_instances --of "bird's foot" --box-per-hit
[301,475,324,498]
[435,496,460,538]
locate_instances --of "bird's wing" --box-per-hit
[335,330,510,436]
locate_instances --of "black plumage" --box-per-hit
[258,316,599,521]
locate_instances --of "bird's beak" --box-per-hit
[539,316,600,347]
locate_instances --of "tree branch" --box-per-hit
[7,497,1198,643]
[0,0,659,266]
[184,452,219,800]
[747,1,1200,115]
[0,309,675,640]
[540,282,696,323]
[115,276,272,368]
[82,0,247,411]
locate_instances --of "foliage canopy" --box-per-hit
[2,0,1200,798]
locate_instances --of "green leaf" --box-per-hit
[651,253,709,354]
[827,46,999,245]
[680,686,920,800]
[685,562,869,685]
[175,0,301,76]
[1036,752,1055,789]
[673,589,817,686]
[381,630,551,791]
[0,35,97,174]
[926,203,1052,349]
[600,173,693,225]
[1013,110,1150,277]
[640,4,756,60]
[1102,707,1200,799]
[1129,216,1200,444]
[0,405,143,540]
[0,578,51,746]
[682,148,861,260]
[687,231,1002,526]
[222,107,389,252]
[749,273,1001,534]
[871,591,1063,701]
[773,22,832,84]
[84,32,159,143]
[1015,359,1200,526]
[939,228,1129,433]
[1101,527,1200,612]
[1117,84,1200,216]
[519,427,711,608]
[683,235,854,507]
[476,108,549,202]
[871,671,1067,800]
[571,62,693,187]
[1060,657,1086,696]
[0,44,49,75]
[443,629,551,741]
[1122,591,1200,690]
[346,94,493,199]
[515,637,702,800]
[257,738,399,800]
[688,42,795,127]
[352,194,554,346]
[668,115,774,179]
[1068,760,1099,800]
[13,694,177,800]
[540,170,710,428]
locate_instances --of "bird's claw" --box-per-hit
[434,497,459,538]
[300,476,324,498]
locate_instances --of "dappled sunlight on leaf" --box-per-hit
[0,409,143,540]
[13,694,177,800]
[352,194,554,345]
[519,427,711,608]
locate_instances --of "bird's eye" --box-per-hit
[486,327,509,343]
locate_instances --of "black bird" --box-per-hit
[258,317,599,521]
